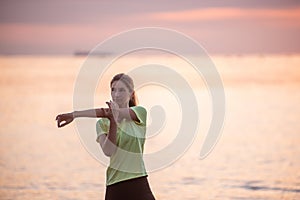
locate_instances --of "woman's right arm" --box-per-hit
[97,101,118,157]
[97,119,117,157]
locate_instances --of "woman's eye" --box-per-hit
[111,88,126,92]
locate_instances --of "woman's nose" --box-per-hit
[114,91,121,97]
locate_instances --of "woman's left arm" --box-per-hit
[56,106,113,128]
[72,107,138,122]
[56,106,139,128]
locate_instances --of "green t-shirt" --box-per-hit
[96,106,148,186]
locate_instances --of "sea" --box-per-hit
[0,54,299,200]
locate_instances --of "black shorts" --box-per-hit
[105,176,155,200]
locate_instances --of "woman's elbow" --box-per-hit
[103,150,113,157]
[101,145,116,157]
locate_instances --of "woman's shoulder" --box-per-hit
[97,117,110,125]
[130,106,147,126]
[130,106,147,114]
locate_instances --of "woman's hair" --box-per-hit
[110,73,137,107]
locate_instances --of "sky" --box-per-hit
[0,0,300,55]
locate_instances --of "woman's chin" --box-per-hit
[115,101,125,106]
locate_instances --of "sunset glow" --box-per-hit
[148,7,300,22]
[0,1,299,54]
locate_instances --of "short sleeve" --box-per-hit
[96,118,109,138]
[130,106,147,126]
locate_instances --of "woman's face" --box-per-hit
[111,80,131,108]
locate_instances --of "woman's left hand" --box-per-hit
[56,112,74,128]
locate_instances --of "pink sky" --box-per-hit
[0,1,299,54]
[148,7,300,22]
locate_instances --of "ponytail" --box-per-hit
[129,91,137,107]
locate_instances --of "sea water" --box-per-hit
[0,54,299,199]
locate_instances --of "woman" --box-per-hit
[56,73,156,200]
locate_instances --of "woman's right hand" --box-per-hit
[106,101,120,122]
[56,112,74,128]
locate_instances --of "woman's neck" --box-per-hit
[118,103,129,109]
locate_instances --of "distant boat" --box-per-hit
[73,51,89,56]
[73,50,113,57]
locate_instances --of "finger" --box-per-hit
[59,121,67,128]
[58,119,62,128]
[102,108,108,115]
[110,102,115,110]
[100,108,105,114]
[111,101,116,107]
[110,101,118,110]
[106,101,112,109]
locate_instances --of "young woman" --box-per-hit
[56,73,156,200]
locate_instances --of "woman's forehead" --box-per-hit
[111,81,127,89]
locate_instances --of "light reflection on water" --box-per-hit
[0,55,299,199]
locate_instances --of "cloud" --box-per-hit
[1,5,300,54]
[0,23,116,54]
[147,7,300,23]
